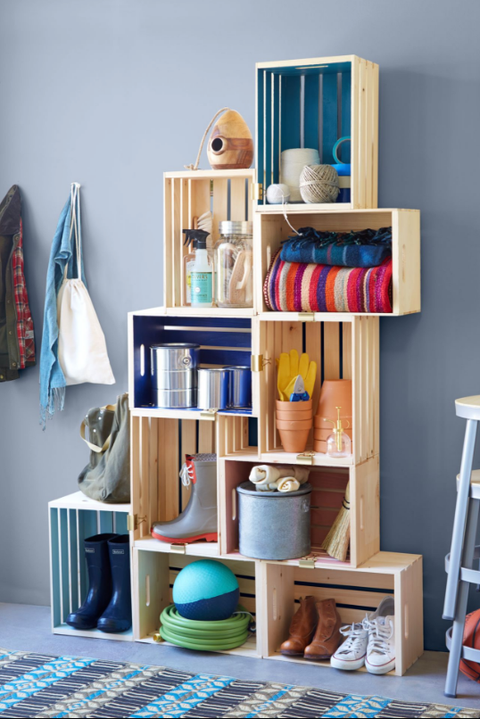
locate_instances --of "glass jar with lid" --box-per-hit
[214,221,253,308]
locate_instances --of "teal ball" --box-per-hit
[173,560,239,621]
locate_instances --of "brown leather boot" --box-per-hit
[280,596,318,656]
[304,598,342,661]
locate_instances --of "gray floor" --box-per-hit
[1,603,480,711]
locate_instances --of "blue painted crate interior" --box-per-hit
[257,60,352,200]
[132,314,252,411]
[50,507,128,631]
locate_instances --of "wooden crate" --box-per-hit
[259,552,423,676]
[128,309,258,417]
[132,548,260,657]
[164,169,256,315]
[256,315,379,466]
[256,56,378,211]
[219,457,379,568]
[254,208,421,317]
[131,414,220,556]
[48,493,132,641]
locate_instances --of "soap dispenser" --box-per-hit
[324,406,352,458]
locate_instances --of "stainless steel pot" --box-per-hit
[150,343,199,408]
[197,367,230,410]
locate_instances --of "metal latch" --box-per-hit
[252,183,263,201]
[127,514,147,531]
[297,312,315,321]
[296,451,315,465]
[200,409,217,421]
[251,354,264,372]
[299,557,316,569]
[170,543,186,554]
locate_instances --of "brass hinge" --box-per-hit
[200,409,217,421]
[296,451,315,465]
[251,354,264,372]
[252,183,263,201]
[153,632,163,642]
[127,514,147,531]
[297,312,315,321]
[299,558,316,569]
[170,543,186,554]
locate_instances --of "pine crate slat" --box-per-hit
[258,552,423,676]
[164,169,256,314]
[48,497,132,642]
[254,208,420,316]
[256,56,378,211]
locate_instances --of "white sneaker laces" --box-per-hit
[363,617,394,655]
[337,623,366,655]
[179,463,194,487]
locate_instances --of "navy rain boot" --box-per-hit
[66,533,115,630]
[97,535,132,633]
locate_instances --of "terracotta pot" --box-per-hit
[276,418,313,431]
[276,399,312,415]
[316,380,352,425]
[277,407,313,421]
[277,428,311,453]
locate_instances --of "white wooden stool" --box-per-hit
[443,395,480,697]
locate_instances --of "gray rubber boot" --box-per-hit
[151,453,217,543]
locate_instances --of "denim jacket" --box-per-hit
[0,185,35,382]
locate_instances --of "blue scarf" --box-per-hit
[39,188,86,426]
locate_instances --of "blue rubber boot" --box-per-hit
[66,533,115,630]
[97,535,132,633]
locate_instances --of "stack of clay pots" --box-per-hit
[314,379,353,453]
[276,399,313,452]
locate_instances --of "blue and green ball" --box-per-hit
[173,559,239,621]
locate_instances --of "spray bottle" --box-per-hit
[183,229,213,308]
[324,407,352,458]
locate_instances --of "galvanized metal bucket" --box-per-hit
[237,481,312,560]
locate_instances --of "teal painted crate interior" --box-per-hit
[257,60,352,201]
[50,506,128,629]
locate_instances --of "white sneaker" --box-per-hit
[330,622,368,671]
[363,615,395,674]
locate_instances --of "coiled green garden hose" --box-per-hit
[159,604,253,650]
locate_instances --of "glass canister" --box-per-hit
[214,221,253,308]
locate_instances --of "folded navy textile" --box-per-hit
[280,226,392,268]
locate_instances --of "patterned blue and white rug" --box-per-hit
[0,649,478,718]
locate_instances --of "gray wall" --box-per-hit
[0,0,479,652]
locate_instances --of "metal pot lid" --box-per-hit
[219,221,253,236]
[237,481,312,497]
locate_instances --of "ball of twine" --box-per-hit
[299,164,340,204]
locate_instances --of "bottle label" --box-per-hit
[191,272,212,305]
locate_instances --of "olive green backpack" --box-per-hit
[78,392,130,503]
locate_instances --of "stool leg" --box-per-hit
[443,419,477,621]
[444,497,480,697]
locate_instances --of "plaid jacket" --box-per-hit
[0,185,35,382]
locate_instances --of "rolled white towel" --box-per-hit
[249,465,281,487]
[276,477,301,493]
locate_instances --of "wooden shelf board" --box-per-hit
[165,169,256,180]
[258,311,397,321]
[262,550,420,574]
[221,450,260,462]
[48,492,131,514]
[260,450,354,468]
[53,624,134,642]
[131,407,253,420]
[164,307,255,318]
[256,202,354,213]
[267,652,395,675]
[138,635,259,658]
[134,536,220,557]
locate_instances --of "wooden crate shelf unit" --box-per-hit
[256,56,379,211]
[255,208,421,317]
[49,493,132,641]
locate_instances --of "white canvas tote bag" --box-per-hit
[57,183,115,386]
